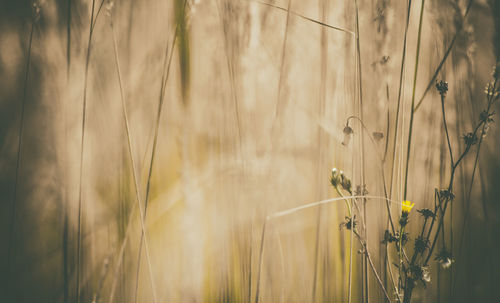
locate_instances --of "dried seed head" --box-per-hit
[492,62,500,80]
[435,249,454,269]
[414,236,430,254]
[409,265,431,284]
[417,208,435,219]
[340,216,357,230]
[438,189,455,202]
[484,82,499,98]
[32,0,42,21]
[342,125,354,146]
[462,132,478,147]
[330,168,340,188]
[479,110,495,124]
[381,230,397,244]
[436,80,448,97]
[339,171,352,194]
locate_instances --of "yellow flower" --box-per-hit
[402,200,414,214]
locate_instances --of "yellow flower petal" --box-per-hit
[402,200,414,213]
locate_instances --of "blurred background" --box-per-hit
[0,0,499,302]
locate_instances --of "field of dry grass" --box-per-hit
[1,0,500,302]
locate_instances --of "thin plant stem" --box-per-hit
[335,187,352,217]
[311,204,322,303]
[389,0,412,200]
[108,203,139,302]
[7,16,35,300]
[91,255,111,303]
[337,188,353,303]
[427,89,495,267]
[268,195,399,220]
[402,79,497,303]
[385,243,401,303]
[66,0,71,78]
[255,195,399,303]
[346,115,396,233]
[424,197,450,266]
[345,115,407,299]
[353,0,368,298]
[76,1,97,301]
[398,223,405,292]
[348,214,354,303]
[110,16,157,302]
[311,2,328,300]
[353,0,364,116]
[455,128,487,251]
[440,94,454,166]
[248,218,254,303]
[64,1,71,301]
[214,0,243,162]
[133,1,186,300]
[245,0,353,35]
[451,83,497,296]
[403,0,426,201]
[254,219,267,303]
[353,231,391,302]
[271,0,292,130]
[413,0,475,113]
[383,84,391,162]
